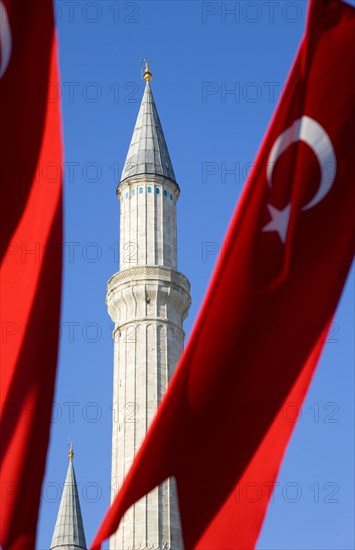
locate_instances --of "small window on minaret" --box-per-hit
[156,187,160,194]
[125,192,128,198]
[170,193,173,200]
[164,189,167,196]
[148,187,152,193]
[139,187,143,194]
[132,189,135,196]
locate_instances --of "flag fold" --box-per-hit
[0,1,63,548]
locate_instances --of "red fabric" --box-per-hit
[91,1,355,548]
[0,1,63,548]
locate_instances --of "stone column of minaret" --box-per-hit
[50,444,87,550]
[107,63,191,550]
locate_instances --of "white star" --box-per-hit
[262,203,291,243]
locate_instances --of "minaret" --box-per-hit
[50,444,87,550]
[107,63,191,549]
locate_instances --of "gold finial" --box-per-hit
[68,441,74,462]
[143,60,152,83]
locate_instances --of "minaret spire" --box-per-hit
[120,63,176,184]
[50,446,87,550]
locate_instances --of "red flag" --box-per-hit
[0,1,62,548]
[92,1,355,548]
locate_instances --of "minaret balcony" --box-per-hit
[106,265,191,329]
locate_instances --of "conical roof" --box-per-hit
[50,449,87,550]
[120,80,177,184]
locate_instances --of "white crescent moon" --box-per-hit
[267,115,337,211]
[0,1,12,78]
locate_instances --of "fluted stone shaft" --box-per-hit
[118,176,178,270]
[107,263,190,550]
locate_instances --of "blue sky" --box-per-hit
[37,1,354,548]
